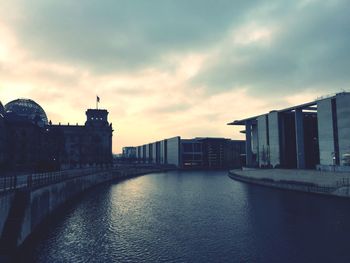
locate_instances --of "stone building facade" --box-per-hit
[0,98,113,173]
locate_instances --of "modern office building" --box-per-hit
[228,92,350,170]
[0,98,113,172]
[136,136,180,167]
[122,147,137,159]
[135,136,245,169]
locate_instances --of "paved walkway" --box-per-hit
[231,169,350,187]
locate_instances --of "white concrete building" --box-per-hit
[229,92,350,170]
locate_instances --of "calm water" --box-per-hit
[22,171,350,263]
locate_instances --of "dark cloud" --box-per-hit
[5,0,261,72]
[192,0,350,96]
[2,0,349,100]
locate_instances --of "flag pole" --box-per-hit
[96,96,100,110]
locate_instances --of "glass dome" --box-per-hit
[0,101,4,118]
[4,98,48,127]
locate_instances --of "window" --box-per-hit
[194,143,202,152]
[183,143,193,152]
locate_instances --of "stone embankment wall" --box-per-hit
[0,192,15,237]
[229,169,350,198]
[19,170,115,246]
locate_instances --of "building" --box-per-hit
[48,109,113,169]
[136,136,180,167]
[228,92,350,170]
[122,147,137,159]
[135,136,245,169]
[0,98,113,173]
[182,138,245,169]
[0,102,6,169]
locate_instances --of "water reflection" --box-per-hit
[22,171,350,263]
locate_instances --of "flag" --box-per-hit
[97,96,100,103]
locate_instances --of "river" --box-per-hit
[20,170,350,262]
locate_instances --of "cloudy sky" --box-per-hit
[0,0,349,153]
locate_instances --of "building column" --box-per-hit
[245,121,253,167]
[295,109,305,169]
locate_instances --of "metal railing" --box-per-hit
[0,164,170,193]
[0,176,17,192]
[315,90,349,101]
[0,166,114,193]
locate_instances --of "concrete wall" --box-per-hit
[160,140,165,164]
[152,142,157,164]
[257,115,268,166]
[137,140,169,164]
[317,98,335,165]
[138,146,142,160]
[142,145,146,161]
[268,111,280,167]
[0,192,15,237]
[145,144,150,163]
[336,93,350,165]
[18,171,115,246]
[167,137,180,167]
[252,124,258,155]
[135,146,139,159]
[230,169,350,198]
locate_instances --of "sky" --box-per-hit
[0,0,349,153]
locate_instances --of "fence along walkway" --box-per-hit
[0,164,170,193]
[0,167,113,193]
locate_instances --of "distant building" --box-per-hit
[122,147,136,159]
[0,98,113,173]
[228,92,350,170]
[182,138,245,169]
[0,102,6,169]
[134,136,245,169]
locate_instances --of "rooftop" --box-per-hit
[228,92,349,126]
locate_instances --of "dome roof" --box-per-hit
[0,101,4,116]
[4,98,48,127]
[0,101,5,120]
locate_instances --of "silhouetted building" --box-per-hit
[0,102,6,169]
[5,99,48,127]
[0,98,113,173]
[47,109,113,169]
[4,111,43,171]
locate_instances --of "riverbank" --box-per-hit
[229,168,350,198]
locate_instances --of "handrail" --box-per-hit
[0,166,115,192]
[0,165,168,193]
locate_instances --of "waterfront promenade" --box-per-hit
[229,168,350,198]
